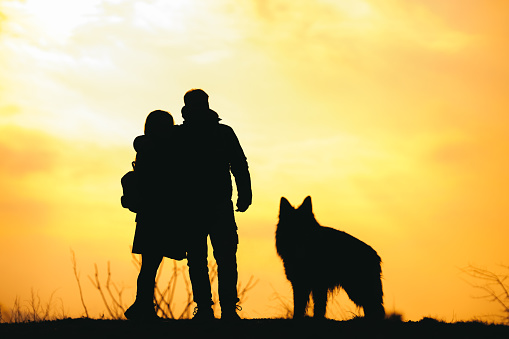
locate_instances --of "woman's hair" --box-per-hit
[144,110,174,136]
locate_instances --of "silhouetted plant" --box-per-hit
[463,264,509,323]
[129,252,257,319]
[8,297,24,323]
[269,285,292,319]
[71,250,257,319]
[385,311,404,322]
[27,289,55,322]
[270,285,366,320]
[130,252,194,319]
[1,290,60,323]
[1,250,257,323]
[88,262,126,319]
[71,250,89,318]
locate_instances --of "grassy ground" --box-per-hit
[1,317,509,339]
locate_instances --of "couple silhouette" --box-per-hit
[124,89,252,321]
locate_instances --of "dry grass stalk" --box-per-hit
[463,265,509,323]
[71,249,89,318]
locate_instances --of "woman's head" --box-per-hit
[144,110,174,137]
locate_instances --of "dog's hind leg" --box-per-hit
[292,282,310,318]
[361,277,385,320]
[363,302,385,320]
[311,287,327,318]
[347,283,385,320]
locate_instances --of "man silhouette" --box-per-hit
[179,89,252,320]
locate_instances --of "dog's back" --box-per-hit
[276,196,384,318]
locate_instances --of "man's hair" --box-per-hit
[184,89,209,109]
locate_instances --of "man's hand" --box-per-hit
[235,198,251,212]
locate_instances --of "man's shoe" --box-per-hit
[221,305,242,321]
[192,306,215,321]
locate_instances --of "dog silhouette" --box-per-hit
[276,196,385,319]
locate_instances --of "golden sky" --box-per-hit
[1,0,508,321]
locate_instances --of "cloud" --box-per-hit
[0,124,133,232]
[0,126,57,176]
[0,126,58,232]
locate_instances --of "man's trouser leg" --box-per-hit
[211,227,239,308]
[186,231,213,307]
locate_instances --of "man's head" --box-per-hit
[183,89,209,110]
[182,89,220,123]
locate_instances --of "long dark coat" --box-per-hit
[131,134,186,260]
[178,119,252,232]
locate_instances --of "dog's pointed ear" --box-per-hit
[279,197,293,216]
[298,196,313,214]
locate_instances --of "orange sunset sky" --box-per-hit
[1,0,508,322]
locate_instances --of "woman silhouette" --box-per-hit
[124,110,186,321]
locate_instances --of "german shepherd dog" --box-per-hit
[276,196,385,319]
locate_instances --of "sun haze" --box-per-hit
[0,0,508,322]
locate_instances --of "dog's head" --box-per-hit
[278,196,316,226]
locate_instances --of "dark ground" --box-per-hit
[1,317,509,339]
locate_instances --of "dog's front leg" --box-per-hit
[292,282,310,319]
